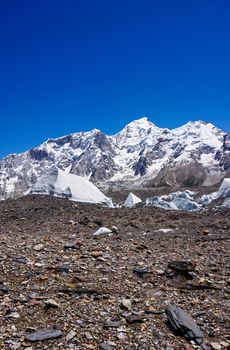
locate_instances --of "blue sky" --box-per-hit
[0,0,230,157]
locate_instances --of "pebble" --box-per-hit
[104,319,121,328]
[44,299,60,308]
[33,244,44,251]
[120,298,132,311]
[66,330,76,341]
[99,343,115,350]
[210,343,222,350]
[25,328,63,342]
[91,250,103,258]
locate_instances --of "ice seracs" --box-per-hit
[146,190,201,212]
[124,192,142,207]
[199,177,230,205]
[146,178,230,211]
[31,166,113,206]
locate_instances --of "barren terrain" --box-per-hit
[0,195,229,350]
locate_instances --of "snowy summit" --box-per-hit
[0,117,229,200]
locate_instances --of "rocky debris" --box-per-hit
[167,260,196,279]
[63,242,77,249]
[0,282,9,294]
[166,304,207,347]
[124,313,144,324]
[120,298,132,311]
[66,330,76,341]
[44,299,60,308]
[91,250,103,258]
[25,328,63,342]
[0,195,229,350]
[104,318,121,328]
[133,266,150,277]
[99,343,116,350]
[33,243,44,251]
[12,256,27,264]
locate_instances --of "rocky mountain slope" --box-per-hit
[0,117,229,199]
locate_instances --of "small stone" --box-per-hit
[104,319,121,328]
[125,313,144,324]
[44,299,60,308]
[12,256,27,264]
[120,298,132,311]
[33,244,44,251]
[6,312,20,319]
[0,282,9,293]
[64,242,76,249]
[85,332,93,340]
[91,250,103,258]
[133,266,149,277]
[25,328,63,342]
[66,330,76,341]
[210,343,222,350]
[99,343,115,350]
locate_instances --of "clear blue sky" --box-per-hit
[0,0,230,158]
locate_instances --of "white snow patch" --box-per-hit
[124,192,142,207]
[93,227,112,236]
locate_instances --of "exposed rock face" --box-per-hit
[0,117,229,199]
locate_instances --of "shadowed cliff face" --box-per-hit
[0,118,229,199]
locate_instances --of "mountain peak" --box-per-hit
[126,116,157,129]
[0,117,228,200]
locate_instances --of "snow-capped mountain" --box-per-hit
[0,117,229,199]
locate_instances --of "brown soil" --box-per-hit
[0,195,229,350]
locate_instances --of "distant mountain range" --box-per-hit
[0,117,229,199]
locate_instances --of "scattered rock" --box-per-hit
[133,266,150,277]
[166,304,204,345]
[120,298,132,311]
[25,328,63,342]
[91,250,103,258]
[124,313,144,324]
[33,243,44,251]
[64,242,77,249]
[44,299,60,308]
[104,318,121,328]
[66,330,76,341]
[99,343,115,350]
[12,256,27,264]
[168,261,195,279]
[210,343,222,350]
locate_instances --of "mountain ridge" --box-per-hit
[0,117,229,200]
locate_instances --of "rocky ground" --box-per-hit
[0,195,229,350]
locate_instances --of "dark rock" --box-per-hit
[12,256,27,264]
[166,304,203,345]
[99,343,115,350]
[55,265,70,273]
[0,282,9,293]
[125,313,144,324]
[133,266,149,277]
[168,261,195,279]
[104,318,121,328]
[64,242,77,249]
[25,328,63,342]
[168,261,195,272]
